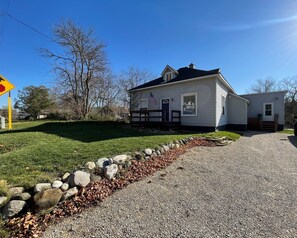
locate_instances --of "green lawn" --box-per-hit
[279,129,294,135]
[0,120,240,188]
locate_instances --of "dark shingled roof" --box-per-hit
[129,67,221,91]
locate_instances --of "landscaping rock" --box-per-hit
[145,156,151,160]
[95,158,110,169]
[60,183,69,191]
[34,183,52,193]
[0,196,7,207]
[144,148,153,156]
[134,152,143,160]
[162,145,170,152]
[9,187,25,197]
[85,161,96,170]
[69,171,91,188]
[151,152,157,157]
[169,143,174,149]
[160,147,165,154]
[156,150,161,155]
[123,160,132,169]
[62,172,71,182]
[112,154,130,165]
[173,143,180,149]
[14,192,31,201]
[105,164,118,180]
[34,188,63,210]
[62,187,78,201]
[2,200,26,219]
[91,174,102,182]
[52,180,63,189]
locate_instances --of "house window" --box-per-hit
[265,104,272,116]
[222,96,226,116]
[139,98,148,110]
[181,93,197,116]
[165,73,172,82]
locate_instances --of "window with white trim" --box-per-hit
[181,93,197,116]
[265,104,272,116]
[139,98,148,110]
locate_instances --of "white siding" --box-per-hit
[131,77,217,127]
[241,91,286,125]
[228,94,248,125]
[215,79,229,127]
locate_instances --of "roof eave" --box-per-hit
[129,74,220,92]
[217,73,236,94]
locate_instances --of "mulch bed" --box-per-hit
[6,138,215,238]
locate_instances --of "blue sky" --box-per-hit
[0,0,297,107]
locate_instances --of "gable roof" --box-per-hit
[129,66,222,91]
[161,65,179,76]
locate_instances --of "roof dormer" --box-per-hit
[161,65,178,82]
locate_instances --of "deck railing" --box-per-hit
[130,110,181,128]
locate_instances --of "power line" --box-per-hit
[0,0,10,47]
[6,13,55,43]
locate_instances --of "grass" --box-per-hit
[279,129,294,135]
[0,120,240,188]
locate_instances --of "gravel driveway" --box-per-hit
[43,132,297,238]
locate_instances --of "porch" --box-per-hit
[247,114,279,132]
[130,110,181,129]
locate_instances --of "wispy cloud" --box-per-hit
[211,15,297,31]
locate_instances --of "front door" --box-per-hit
[263,103,274,121]
[161,99,170,122]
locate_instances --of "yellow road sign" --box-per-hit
[0,75,15,96]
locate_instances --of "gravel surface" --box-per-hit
[43,132,297,238]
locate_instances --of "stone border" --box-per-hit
[0,138,197,220]
[2,136,232,237]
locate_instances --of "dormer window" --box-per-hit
[165,72,172,82]
[161,65,179,82]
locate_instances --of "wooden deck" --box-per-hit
[130,110,181,129]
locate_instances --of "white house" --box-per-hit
[129,64,286,131]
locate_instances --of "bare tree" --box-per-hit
[40,20,108,119]
[118,66,154,110]
[279,76,297,127]
[248,77,277,93]
[94,70,120,117]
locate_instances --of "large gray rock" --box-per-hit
[112,155,130,165]
[62,187,78,201]
[34,183,52,193]
[52,180,63,189]
[144,148,153,156]
[62,172,71,182]
[96,158,110,169]
[105,164,118,180]
[69,171,90,188]
[85,161,96,170]
[34,188,63,210]
[0,196,8,207]
[2,200,26,219]
[9,187,25,197]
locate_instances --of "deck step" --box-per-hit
[261,121,277,132]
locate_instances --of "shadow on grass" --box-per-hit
[288,135,297,148]
[0,121,183,143]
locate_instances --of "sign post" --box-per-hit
[0,75,15,130]
[8,91,12,130]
